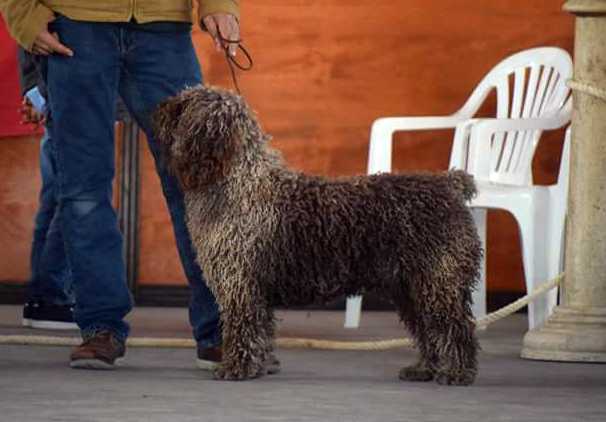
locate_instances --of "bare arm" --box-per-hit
[0,0,72,55]
[198,0,240,56]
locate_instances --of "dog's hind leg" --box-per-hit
[426,279,477,385]
[263,307,281,375]
[394,288,434,382]
[403,273,478,386]
[427,313,477,386]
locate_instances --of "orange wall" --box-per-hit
[0,1,574,293]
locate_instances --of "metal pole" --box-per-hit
[118,117,140,295]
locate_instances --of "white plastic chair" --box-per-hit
[345,47,572,330]
[465,122,571,329]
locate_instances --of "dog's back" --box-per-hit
[445,170,476,202]
[265,168,480,306]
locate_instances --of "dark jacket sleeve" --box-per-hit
[17,48,37,95]
[17,48,46,98]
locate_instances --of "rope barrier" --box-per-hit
[5,76,602,353]
[4,70,602,353]
[568,79,606,102]
[0,274,563,351]
[474,273,562,330]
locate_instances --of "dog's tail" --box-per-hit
[446,170,477,202]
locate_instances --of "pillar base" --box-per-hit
[521,306,606,362]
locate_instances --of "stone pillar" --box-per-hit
[521,0,606,361]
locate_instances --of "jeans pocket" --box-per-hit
[49,13,68,31]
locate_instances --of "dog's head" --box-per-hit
[153,85,264,190]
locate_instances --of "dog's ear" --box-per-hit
[153,85,246,190]
[153,96,184,150]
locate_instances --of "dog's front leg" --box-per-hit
[213,276,271,381]
[263,307,281,375]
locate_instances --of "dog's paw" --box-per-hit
[398,364,434,382]
[213,364,265,381]
[434,370,476,386]
[213,366,245,381]
[265,354,281,375]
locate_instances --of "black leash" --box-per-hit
[217,30,253,94]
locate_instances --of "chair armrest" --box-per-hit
[368,115,466,174]
[470,97,572,135]
[467,112,571,177]
[471,113,570,135]
[372,115,467,133]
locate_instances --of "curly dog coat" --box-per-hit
[153,85,482,385]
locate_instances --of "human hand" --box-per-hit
[202,13,240,57]
[32,16,73,56]
[20,97,46,127]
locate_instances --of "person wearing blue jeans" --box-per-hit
[23,125,77,329]
[29,131,72,308]
[18,48,76,329]
[19,52,130,330]
[1,0,241,369]
[28,129,72,309]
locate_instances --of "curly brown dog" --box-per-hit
[153,85,482,385]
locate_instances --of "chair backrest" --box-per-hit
[452,47,572,185]
[458,47,572,119]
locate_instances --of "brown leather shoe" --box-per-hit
[196,346,222,370]
[70,330,126,370]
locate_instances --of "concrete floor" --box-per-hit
[0,305,605,422]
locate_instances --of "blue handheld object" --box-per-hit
[25,87,47,114]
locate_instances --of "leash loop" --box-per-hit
[217,30,253,94]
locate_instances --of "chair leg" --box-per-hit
[513,210,544,330]
[517,201,565,331]
[471,208,487,319]
[344,295,363,328]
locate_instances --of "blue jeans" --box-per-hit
[27,130,73,305]
[46,16,221,346]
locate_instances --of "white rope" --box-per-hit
[3,81,595,353]
[568,79,606,102]
[0,274,562,351]
[474,273,562,330]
